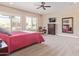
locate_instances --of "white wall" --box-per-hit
[42,5,79,38]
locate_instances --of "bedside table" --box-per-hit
[0,47,8,55]
[0,40,8,55]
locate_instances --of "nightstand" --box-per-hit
[0,47,8,55]
[0,40,8,55]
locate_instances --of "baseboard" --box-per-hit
[57,34,79,38]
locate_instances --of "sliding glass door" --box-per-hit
[26,16,37,31]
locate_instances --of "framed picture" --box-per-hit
[49,18,56,22]
[62,17,73,33]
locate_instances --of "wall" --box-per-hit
[42,5,79,38]
[0,5,42,30]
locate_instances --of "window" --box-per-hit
[32,17,37,30]
[0,15,22,32]
[0,14,37,32]
[0,15,11,31]
[11,16,22,32]
[26,16,37,31]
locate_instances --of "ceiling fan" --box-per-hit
[36,2,51,10]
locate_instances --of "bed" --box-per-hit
[0,31,44,54]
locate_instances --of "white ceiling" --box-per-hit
[0,2,79,15]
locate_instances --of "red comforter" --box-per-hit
[0,32,44,54]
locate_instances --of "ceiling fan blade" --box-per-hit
[44,6,51,7]
[37,6,41,9]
